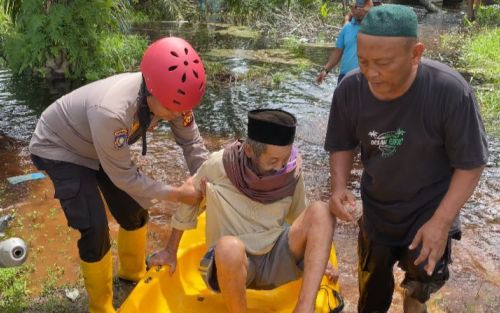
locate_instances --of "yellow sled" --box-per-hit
[119,213,344,313]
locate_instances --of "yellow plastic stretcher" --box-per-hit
[119,213,344,313]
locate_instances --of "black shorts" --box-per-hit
[357,220,459,312]
[31,154,148,262]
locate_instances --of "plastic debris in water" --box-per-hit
[65,288,80,302]
[7,172,46,185]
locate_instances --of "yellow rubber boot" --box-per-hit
[118,225,147,282]
[80,250,116,313]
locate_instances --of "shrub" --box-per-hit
[3,0,145,80]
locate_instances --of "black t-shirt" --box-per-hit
[324,59,489,246]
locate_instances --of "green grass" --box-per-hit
[0,265,30,313]
[476,87,500,136]
[461,27,500,135]
[475,4,500,27]
[282,36,306,57]
[462,27,500,84]
[441,24,500,135]
[41,265,65,297]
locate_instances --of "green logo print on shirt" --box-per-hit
[368,128,406,158]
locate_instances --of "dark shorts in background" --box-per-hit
[337,74,346,85]
[200,227,304,292]
[357,220,459,313]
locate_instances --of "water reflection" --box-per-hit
[0,16,498,312]
[0,70,82,140]
[0,19,497,229]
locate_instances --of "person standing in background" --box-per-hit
[316,0,373,85]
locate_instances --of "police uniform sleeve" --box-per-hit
[87,106,171,209]
[286,174,308,224]
[171,151,221,230]
[324,85,359,152]
[444,90,489,169]
[170,111,209,175]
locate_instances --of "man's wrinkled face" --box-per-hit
[147,95,183,121]
[245,143,293,176]
[357,33,424,100]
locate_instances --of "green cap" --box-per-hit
[360,4,418,37]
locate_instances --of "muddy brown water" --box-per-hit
[1,12,499,313]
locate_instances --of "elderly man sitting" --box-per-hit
[149,109,337,313]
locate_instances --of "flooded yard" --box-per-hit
[0,11,499,313]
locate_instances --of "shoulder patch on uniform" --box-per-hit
[182,111,194,127]
[114,128,128,149]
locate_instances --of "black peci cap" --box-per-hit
[247,109,297,146]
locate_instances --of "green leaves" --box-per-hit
[1,0,146,80]
[0,0,21,24]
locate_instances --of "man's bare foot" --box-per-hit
[147,249,177,275]
[147,250,167,266]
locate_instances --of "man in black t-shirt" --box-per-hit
[324,5,489,313]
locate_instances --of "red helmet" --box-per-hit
[140,37,206,112]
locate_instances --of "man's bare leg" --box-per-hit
[288,201,336,313]
[214,236,249,313]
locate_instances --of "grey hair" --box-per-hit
[244,138,267,158]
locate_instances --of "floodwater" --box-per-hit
[0,7,499,313]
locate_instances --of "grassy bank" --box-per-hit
[465,26,500,136]
[440,5,500,136]
[464,5,499,136]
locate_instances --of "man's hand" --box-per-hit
[171,177,202,205]
[328,188,356,222]
[324,261,339,283]
[315,70,327,85]
[147,248,178,276]
[199,177,208,198]
[409,216,450,276]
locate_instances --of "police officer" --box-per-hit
[29,37,209,313]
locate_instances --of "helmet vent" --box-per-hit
[184,61,188,66]
[199,82,204,90]
[168,65,178,71]
[182,73,186,83]
[171,51,179,57]
[193,59,200,64]
[173,100,181,106]
[177,89,186,96]
[193,70,199,79]
[184,48,189,55]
